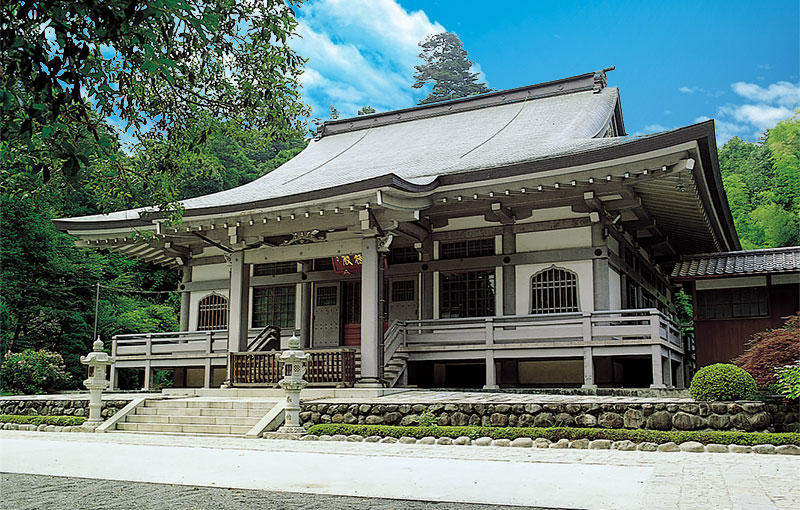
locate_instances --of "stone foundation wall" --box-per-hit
[301,400,799,433]
[0,398,130,419]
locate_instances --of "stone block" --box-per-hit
[331,434,347,441]
[705,443,728,453]
[383,412,401,425]
[358,404,371,414]
[473,404,487,415]
[474,436,492,446]
[320,414,332,424]
[707,414,730,430]
[411,404,427,413]
[565,404,581,414]
[646,411,673,431]
[598,412,623,429]
[730,412,753,431]
[517,414,534,427]
[492,439,511,447]
[623,409,645,429]
[511,404,524,414]
[534,438,552,448]
[452,436,471,445]
[747,412,771,430]
[575,414,597,427]
[444,404,458,413]
[554,413,575,427]
[678,403,699,415]
[331,414,344,423]
[318,435,333,441]
[437,414,450,426]
[399,414,418,427]
[495,404,511,413]
[379,437,398,444]
[468,414,481,426]
[435,437,453,445]
[511,437,533,448]
[524,404,541,414]
[657,442,680,452]
[365,415,383,425]
[346,434,364,442]
[710,403,728,415]
[613,440,637,451]
[752,444,776,454]
[589,439,612,450]
[533,413,554,427]
[507,414,518,427]
[481,415,491,427]
[549,439,569,449]
[450,412,469,426]
[728,444,752,453]
[398,436,417,444]
[741,402,763,414]
[776,445,800,455]
[418,436,436,445]
[300,435,318,441]
[672,412,703,431]
[364,435,381,443]
[490,413,508,427]
[679,441,704,452]
[665,404,678,412]
[569,438,590,449]
[343,413,358,424]
[398,404,411,414]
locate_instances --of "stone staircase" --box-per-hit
[113,398,279,436]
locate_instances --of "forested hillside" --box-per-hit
[0,123,305,385]
[718,114,800,249]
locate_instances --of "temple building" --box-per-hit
[54,68,741,391]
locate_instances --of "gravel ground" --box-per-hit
[0,473,555,510]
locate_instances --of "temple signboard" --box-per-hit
[331,254,363,275]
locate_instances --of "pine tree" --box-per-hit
[357,105,377,116]
[412,32,491,105]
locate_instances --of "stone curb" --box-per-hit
[289,433,800,455]
[1,423,95,433]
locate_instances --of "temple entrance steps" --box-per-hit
[110,398,284,437]
[354,347,409,388]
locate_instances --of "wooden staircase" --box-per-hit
[112,398,279,436]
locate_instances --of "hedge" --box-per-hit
[307,424,800,446]
[0,414,87,426]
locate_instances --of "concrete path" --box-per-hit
[1,430,799,509]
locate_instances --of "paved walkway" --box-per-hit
[305,389,695,404]
[1,430,798,509]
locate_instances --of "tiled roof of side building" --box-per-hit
[671,246,800,278]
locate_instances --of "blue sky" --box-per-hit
[292,0,799,144]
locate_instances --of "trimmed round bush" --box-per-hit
[690,363,757,401]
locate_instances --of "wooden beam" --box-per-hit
[489,202,514,225]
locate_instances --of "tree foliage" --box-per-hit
[719,114,800,249]
[1,0,309,211]
[412,32,491,105]
[733,314,800,389]
[357,105,376,116]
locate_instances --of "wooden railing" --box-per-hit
[393,309,683,351]
[228,349,356,387]
[112,328,302,358]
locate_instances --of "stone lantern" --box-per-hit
[275,334,310,434]
[80,337,115,425]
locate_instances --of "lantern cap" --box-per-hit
[93,337,104,351]
[288,334,300,349]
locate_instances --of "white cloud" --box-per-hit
[731,81,800,107]
[679,86,698,94]
[293,0,447,120]
[697,80,800,144]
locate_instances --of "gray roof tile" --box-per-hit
[672,246,800,278]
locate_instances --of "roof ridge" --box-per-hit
[317,67,616,138]
[679,246,800,260]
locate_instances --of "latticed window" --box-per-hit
[440,270,495,318]
[388,246,419,265]
[252,286,296,328]
[253,262,297,277]
[391,280,415,302]
[530,267,579,314]
[198,294,228,330]
[440,238,495,260]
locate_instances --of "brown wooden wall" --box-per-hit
[694,282,799,367]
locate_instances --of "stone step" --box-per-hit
[144,399,276,410]
[133,406,269,418]
[115,422,252,435]
[124,414,261,426]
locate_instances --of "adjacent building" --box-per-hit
[54,69,741,390]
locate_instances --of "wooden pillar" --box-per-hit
[359,237,381,385]
[228,251,250,353]
[483,318,499,389]
[581,313,597,388]
[502,227,516,315]
[650,344,665,388]
[419,237,434,320]
[179,266,192,331]
[591,223,610,311]
[300,261,312,348]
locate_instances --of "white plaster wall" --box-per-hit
[515,206,587,223]
[192,263,230,282]
[515,260,594,314]
[516,227,592,253]
[609,268,622,310]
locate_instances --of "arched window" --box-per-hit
[530,267,579,314]
[198,294,228,330]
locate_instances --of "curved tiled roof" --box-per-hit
[671,246,800,278]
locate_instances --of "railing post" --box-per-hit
[483,317,498,390]
[204,358,212,388]
[206,331,213,353]
[582,312,596,389]
[145,333,152,356]
[109,336,118,390]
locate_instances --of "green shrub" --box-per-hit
[0,414,87,426]
[690,363,757,401]
[306,424,800,446]
[0,349,71,394]
[775,361,800,400]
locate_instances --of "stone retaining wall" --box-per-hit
[301,400,799,433]
[0,398,130,419]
